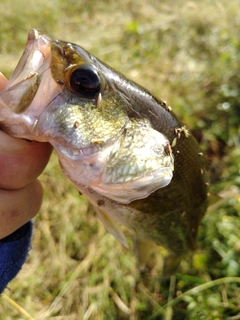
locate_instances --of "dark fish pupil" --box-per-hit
[70,65,100,98]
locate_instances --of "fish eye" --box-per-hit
[69,64,101,99]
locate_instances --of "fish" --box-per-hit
[0,29,208,275]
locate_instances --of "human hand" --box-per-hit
[0,72,53,239]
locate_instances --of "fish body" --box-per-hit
[0,29,208,274]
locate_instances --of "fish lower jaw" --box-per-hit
[92,166,174,204]
[0,111,39,139]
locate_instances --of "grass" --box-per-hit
[1,0,240,318]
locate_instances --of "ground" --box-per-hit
[0,0,240,319]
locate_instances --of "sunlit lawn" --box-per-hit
[1,0,240,319]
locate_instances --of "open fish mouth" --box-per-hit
[0,29,63,138]
[6,29,51,90]
[1,29,55,117]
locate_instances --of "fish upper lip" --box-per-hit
[27,28,51,55]
[25,29,52,72]
[53,142,101,160]
[4,29,52,91]
[28,28,40,41]
[51,134,119,161]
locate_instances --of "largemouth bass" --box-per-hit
[0,29,208,274]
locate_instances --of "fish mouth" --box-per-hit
[0,29,64,138]
[6,29,52,90]
[1,29,60,119]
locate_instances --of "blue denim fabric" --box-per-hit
[0,221,32,294]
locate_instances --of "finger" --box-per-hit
[0,74,53,189]
[0,179,43,239]
[0,131,52,189]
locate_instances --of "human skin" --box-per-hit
[0,73,52,239]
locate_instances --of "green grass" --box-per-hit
[1,0,240,319]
